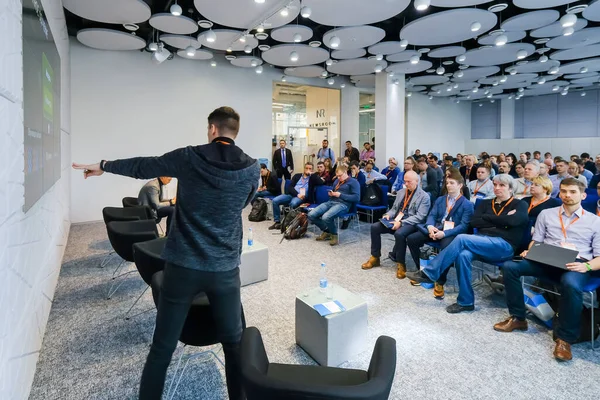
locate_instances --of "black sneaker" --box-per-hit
[341,219,350,230]
[405,270,433,284]
[268,222,281,230]
[446,303,475,314]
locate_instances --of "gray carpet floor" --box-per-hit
[30,212,600,400]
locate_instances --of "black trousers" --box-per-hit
[406,231,454,283]
[275,167,291,180]
[370,222,417,265]
[157,206,175,235]
[139,263,243,400]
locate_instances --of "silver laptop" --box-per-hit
[525,242,579,270]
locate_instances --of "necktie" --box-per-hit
[282,149,286,168]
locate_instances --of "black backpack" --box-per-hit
[361,183,382,206]
[280,207,300,234]
[248,199,267,222]
[282,212,309,241]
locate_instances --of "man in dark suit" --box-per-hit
[459,154,478,184]
[272,139,294,180]
[344,140,360,162]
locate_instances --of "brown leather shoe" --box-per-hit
[396,263,406,279]
[554,339,572,361]
[361,256,380,270]
[316,232,331,241]
[493,317,528,333]
[433,283,444,299]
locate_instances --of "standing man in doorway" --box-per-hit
[345,140,360,162]
[273,139,294,180]
[317,139,335,162]
[72,107,258,400]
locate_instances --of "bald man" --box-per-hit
[362,170,431,280]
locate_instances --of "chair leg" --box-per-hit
[112,259,125,279]
[167,345,225,400]
[590,291,596,351]
[124,286,149,320]
[157,223,165,236]
[99,250,114,268]
[166,344,187,400]
[106,269,136,299]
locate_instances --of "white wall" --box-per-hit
[406,92,472,157]
[0,0,71,399]
[70,42,344,223]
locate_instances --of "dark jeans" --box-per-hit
[503,259,600,344]
[251,190,273,203]
[139,263,243,400]
[406,231,454,281]
[157,206,175,235]
[370,221,417,265]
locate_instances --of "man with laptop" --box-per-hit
[494,178,600,362]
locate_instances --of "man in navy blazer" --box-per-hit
[406,172,474,299]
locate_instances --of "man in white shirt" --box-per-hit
[362,162,387,184]
[550,159,571,197]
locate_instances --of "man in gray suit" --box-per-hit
[138,177,176,234]
[361,170,430,279]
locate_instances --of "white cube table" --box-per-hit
[240,241,268,287]
[295,285,368,367]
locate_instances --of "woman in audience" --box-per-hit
[522,176,561,221]
[567,161,588,186]
[514,160,526,179]
[323,157,334,176]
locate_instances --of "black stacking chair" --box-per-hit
[125,237,167,320]
[241,327,396,400]
[150,271,246,400]
[105,220,158,299]
[122,196,140,208]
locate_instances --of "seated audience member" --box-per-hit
[138,176,176,235]
[253,163,281,201]
[360,142,375,161]
[441,167,470,200]
[442,155,454,173]
[481,154,498,175]
[314,161,332,185]
[539,162,549,178]
[381,158,401,185]
[550,156,562,175]
[595,154,600,174]
[459,154,478,183]
[332,156,349,172]
[597,181,600,215]
[533,151,541,161]
[269,163,313,230]
[522,176,562,222]
[323,157,335,175]
[589,171,600,192]
[514,161,526,179]
[494,178,600,362]
[406,172,474,298]
[344,141,360,162]
[507,154,518,178]
[453,153,463,168]
[513,160,540,199]
[362,162,387,184]
[498,161,510,175]
[498,153,506,163]
[519,153,528,163]
[581,152,597,174]
[349,161,366,192]
[427,155,444,187]
[568,160,588,186]
[467,165,494,202]
[308,165,360,246]
[412,149,422,159]
[570,154,578,162]
[392,157,417,194]
[407,174,529,313]
[417,157,440,202]
[577,158,593,185]
[550,159,571,197]
[544,158,555,175]
[361,171,430,279]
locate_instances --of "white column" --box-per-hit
[340,84,360,150]
[374,73,405,170]
[500,98,515,139]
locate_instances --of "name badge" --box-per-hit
[299,188,306,197]
[560,242,577,251]
[394,212,404,222]
[443,221,455,231]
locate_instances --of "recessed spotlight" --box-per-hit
[517,49,527,59]
[329,36,340,48]
[170,2,182,16]
[563,26,574,36]
[487,94,493,98]
[510,69,517,75]
[389,72,395,77]
[410,55,420,64]
[560,13,577,28]
[488,3,508,13]
[400,39,408,48]
[123,23,139,31]
[418,48,430,54]
[446,86,452,92]
[479,103,483,107]
[239,36,246,43]
[321,71,328,77]
[453,83,459,89]
[210,60,217,67]
[340,83,346,88]
[472,87,479,93]
[415,0,430,11]
[290,51,299,62]
[552,85,560,91]
[198,20,213,29]
[255,65,263,74]
[492,79,499,86]
[293,33,303,43]
[281,76,286,82]
[495,34,508,47]
[518,87,524,93]
[428,95,433,100]
[255,32,269,40]
[205,30,217,43]
[327,77,335,85]
[225,55,236,60]
[374,64,384,73]
[309,41,321,48]
[581,91,586,97]
[255,0,265,3]
[508,95,514,100]
[490,99,495,103]
[258,44,270,51]
[407,92,412,97]
[436,66,445,75]
[561,91,568,96]
[580,66,588,73]
[280,7,289,17]
[484,89,490,95]
[256,25,265,33]
[539,55,548,63]
[301,6,312,18]
[471,22,481,32]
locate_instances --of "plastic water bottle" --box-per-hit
[319,262,328,293]
[247,228,253,247]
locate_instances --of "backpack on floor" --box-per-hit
[282,212,308,241]
[361,183,382,206]
[280,207,301,234]
[248,199,268,222]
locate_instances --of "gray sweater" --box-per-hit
[104,137,259,272]
[138,179,171,218]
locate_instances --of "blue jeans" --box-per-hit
[272,194,303,222]
[251,190,272,203]
[422,234,514,306]
[503,259,600,343]
[308,202,348,235]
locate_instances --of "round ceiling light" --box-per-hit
[170,2,182,16]
[471,22,482,32]
[436,66,445,75]
[374,64,384,73]
[538,77,546,84]
[225,55,236,60]
[563,27,574,36]
[256,25,265,33]
[256,65,263,74]
[548,66,559,74]
[580,66,588,74]
[500,75,507,83]
[205,30,217,43]
[255,33,269,40]
[414,0,430,11]
[123,23,139,31]
[244,45,252,53]
[280,7,289,17]
[560,13,577,28]
[329,36,340,48]
[488,3,508,13]
[198,20,213,29]
[517,49,528,60]
[495,35,508,47]
[456,71,464,78]
[185,46,196,57]
[309,41,321,48]
[400,39,408,48]
[255,0,265,3]
[326,59,333,66]
[210,60,217,67]
[293,33,302,43]
[376,54,384,61]
[410,55,420,64]
[250,58,259,67]
[301,6,312,18]
[457,54,466,63]
[539,55,549,63]
[148,42,158,52]
[290,51,299,62]
[258,44,270,51]
[327,77,335,85]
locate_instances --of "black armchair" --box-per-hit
[102,206,153,225]
[122,196,140,208]
[241,327,396,400]
[105,220,158,299]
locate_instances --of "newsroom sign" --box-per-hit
[309,109,337,128]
